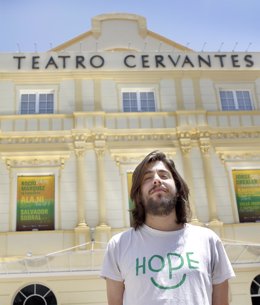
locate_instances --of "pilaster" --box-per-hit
[74,144,91,247]
[199,136,223,227]
[94,139,111,245]
[179,137,202,226]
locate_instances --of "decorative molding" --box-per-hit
[218,152,260,163]
[210,131,260,140]
[2,155,69,170]
[0,135,71,145]
[110,148,177,166]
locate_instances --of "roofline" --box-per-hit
[50,13,193,52]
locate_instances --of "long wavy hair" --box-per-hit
[130,151,191,229]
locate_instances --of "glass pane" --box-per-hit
[45,292,58,305]
[251,275,260,295]
[140,92,155,112]
[123,92,138,112]
[38,93,54,114]
[20,94,37,114]
[220,90,235,110]
[236,90,252,110]
[37,284,50,296]
[21,284,35,296]
[26,296,45,305]
[13,292,26,305]
[252,297,260,305]
[21,102,27,111]
[47,93,53,102]
[29,94,36,103]
[21,94,29,102]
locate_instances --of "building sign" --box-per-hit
[3,52,256,71]
[232,169,260,223]
[12,53,254,70]
[17,175,55,231]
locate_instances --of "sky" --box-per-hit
[0,0,259,53]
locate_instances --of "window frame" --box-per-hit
[251,274,260,305]
[120,86,158,112]
[121,88,157,113]
[13,283,57,305]
[19,90,55,114]
[219,89,254,111]
[215,83,256,111]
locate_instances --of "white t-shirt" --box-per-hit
[101,223,235,305]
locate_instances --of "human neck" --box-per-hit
[145,212,184,231]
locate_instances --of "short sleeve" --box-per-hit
[211,237,235,285]
[100,236,124,282]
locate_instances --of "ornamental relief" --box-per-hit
[218,152,260,163]
[3,156,69,169]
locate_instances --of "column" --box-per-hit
[74,147,91,249]
[6,160,14,231]
[200,138,223,229]
[179,138,202,225]
[94,143,111,247]
[75,148,88,227]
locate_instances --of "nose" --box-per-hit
[153,174,162,185]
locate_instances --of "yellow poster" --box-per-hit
[17,175,55,231]
[127,172,134,226]
[232,169,260,223]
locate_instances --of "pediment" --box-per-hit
[51,13,191,52]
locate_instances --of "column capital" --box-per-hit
[199,138,211,154]
[74,148,86,158]
[94,139,106,159]
[179,138,192,154]
[74,139,87,158]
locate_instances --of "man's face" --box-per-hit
[140,160,177,216]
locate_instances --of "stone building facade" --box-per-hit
[0,13,259,305]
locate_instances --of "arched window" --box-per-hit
[251,274,260,305]
[13,283,57,305]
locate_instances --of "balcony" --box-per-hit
[0,110,259,134]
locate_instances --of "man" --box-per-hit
[101,151,235,305]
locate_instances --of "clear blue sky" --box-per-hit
[0,0,259,52]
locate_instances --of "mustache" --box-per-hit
[149,185,166,194]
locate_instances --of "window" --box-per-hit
[20,91,54,114]
[13,284,57,305]
[251,274,260,305]
[220,90,253,111]
[122,90,156,112]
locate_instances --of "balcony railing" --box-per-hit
[0,110,259,133]
[0,240,259,277]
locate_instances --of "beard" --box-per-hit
[144,194,177,216]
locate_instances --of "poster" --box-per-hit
[17,175,55,231]
[127,172,134,226]
[232,169,260,223]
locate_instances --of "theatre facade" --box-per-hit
[0,13,259,305]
